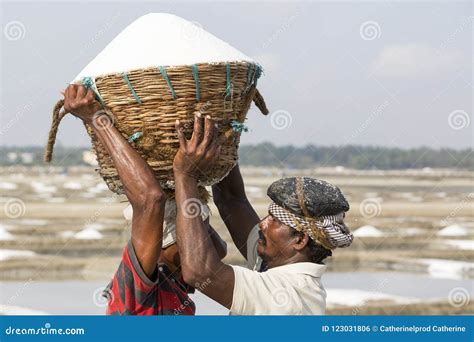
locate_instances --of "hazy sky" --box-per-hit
[1,1,472,149]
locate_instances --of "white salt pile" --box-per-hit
[83,223,105,231]
[353,225,384,237]
[31,182,57,194]
[0,226,14,240]
[419,258,473,280]
[0,182,18,190]
[73,228,103,240]
[444,240,473,251]
[63,181,83,190]
[60,231,75,238]
[326,289,416,308]
[437,224,468,237]
[0,249,36,261]
[74,13,254,82]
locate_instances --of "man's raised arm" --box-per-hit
[63,85,166,279]
[173,114,234,309]
[212,165,260,259]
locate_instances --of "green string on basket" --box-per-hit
[81,77,105,106]
[225,63,233,98]
[122,73,142,104]
[128,131,143,143]
[191,64,201,102]
[230,120,248,133]
[159,66,177,100]
[253,63,263,88]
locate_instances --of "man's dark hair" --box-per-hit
[292,230,332,264]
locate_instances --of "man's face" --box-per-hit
[257,213,296,268]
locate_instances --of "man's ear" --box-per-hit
[293,232,310,252]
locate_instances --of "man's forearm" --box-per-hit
[90,116,165,278]
[175,173,221,283]
[212,165,247,202]
[91,116,164,205]
[212,165,260,258]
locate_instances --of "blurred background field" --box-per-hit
[0,149,472,315]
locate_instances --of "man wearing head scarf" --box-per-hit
[173,114,353,315]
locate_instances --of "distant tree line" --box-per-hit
[238,143,473,170]
[1,144,473,170]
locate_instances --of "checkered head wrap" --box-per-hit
[268,177,353,250]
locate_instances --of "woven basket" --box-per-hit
[44,61,268,195]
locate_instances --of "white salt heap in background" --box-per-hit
[0,225,14,240]
[0,249,36,261]
[74,13,254,82]
[353,225,384,237]
[437,224,468,237]
[73,228,103,240]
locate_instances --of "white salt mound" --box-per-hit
[419,258,473,280]
[0,249,36,261]
[74,13,254,81]
[74,228,103,240]
[0,182,18,190]
[326,289,416,307]
[0,226,14,240]
[353,225,384,237]
[445,240,473,251]
[60,230,75,238]
[31,182,57,194]
[63,181,83,190]
[437,224,468,237]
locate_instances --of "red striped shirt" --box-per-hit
[104,240,195,315]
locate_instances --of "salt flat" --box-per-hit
[0,165,472,314]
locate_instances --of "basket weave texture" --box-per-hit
[45,61,268,194]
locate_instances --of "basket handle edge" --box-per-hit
[44,99,67,163]
[253,88,269,115]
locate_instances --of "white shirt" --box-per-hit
[229,225,327,315]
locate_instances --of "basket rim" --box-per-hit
[73,60,261,84]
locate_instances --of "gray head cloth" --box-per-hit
[267,177,353,250]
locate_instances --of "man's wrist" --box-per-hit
[174,169,199,182]
[90,112,111,130]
